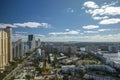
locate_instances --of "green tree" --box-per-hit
[25,75,31,80]
[52,48,58,68]
[63,75,69,80]
[79,70,86,78]
[43,58,47,69]
[48,54,51,64]
[53,54,58,68]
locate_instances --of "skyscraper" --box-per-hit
[13,39,24,59]
[6,27,13,62]
[0,27,13,70]
[28,35,36,51]
[36,39,41,48]
[24,44,29,53]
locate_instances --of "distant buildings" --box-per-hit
[13,39,24,59]
[0,27,13,70]
[27,35,41,51]
[85,46,98,53]
[62,45,77,54]
[108,45,118,53]
[12,34,41,60]
[42,44,77,55]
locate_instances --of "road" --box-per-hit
[3,50,36,80]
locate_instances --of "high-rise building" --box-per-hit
[13,39,24,59]
[24,44,29,53]
[0,27,13,70]
[28,35,36,51]
[6,27,13,62]
[36,39,41,48]
[28,35,35,41]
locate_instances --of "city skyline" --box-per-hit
[0,0,120,42]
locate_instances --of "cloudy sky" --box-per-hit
[0,0,120,42]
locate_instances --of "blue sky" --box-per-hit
[0,0,120,42]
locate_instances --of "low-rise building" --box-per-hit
[85,65,117,73]
[62,65,75,72]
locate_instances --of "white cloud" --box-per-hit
[85,8,104,16]
[0,22,50,28]
[0,23,16,28]
[41,33,120,42]
[103,7,120,16]
[49,30,80,35]
[92,16,109,20]
[67,30,79,34]
[15,31,28,34]
[99,18,120,25]
[67,8,74,13]
[86,7,120,17]
[65,29,70,31]
[14,22,50,28]
[98,29,110,32]
[83,1,99,9]
[84,1,120,16]
[84,1,120,25]
[82,25,99,29]
[14,22,40,28]
[83,29,111,33]
[12,34,28,42]
[84,31,98,33]
[40,23,51,28]
[34,34,45,37]
[103,1,118,8]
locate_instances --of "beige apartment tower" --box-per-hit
[0,27,12,70]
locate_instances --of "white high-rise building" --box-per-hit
[0,27,13,70]
[13,39,24,59]
[36,39,41,48]
[24,44,29,53]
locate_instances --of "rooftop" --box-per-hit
[103,52,120,64]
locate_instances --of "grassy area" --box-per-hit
[77,53,103,65]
